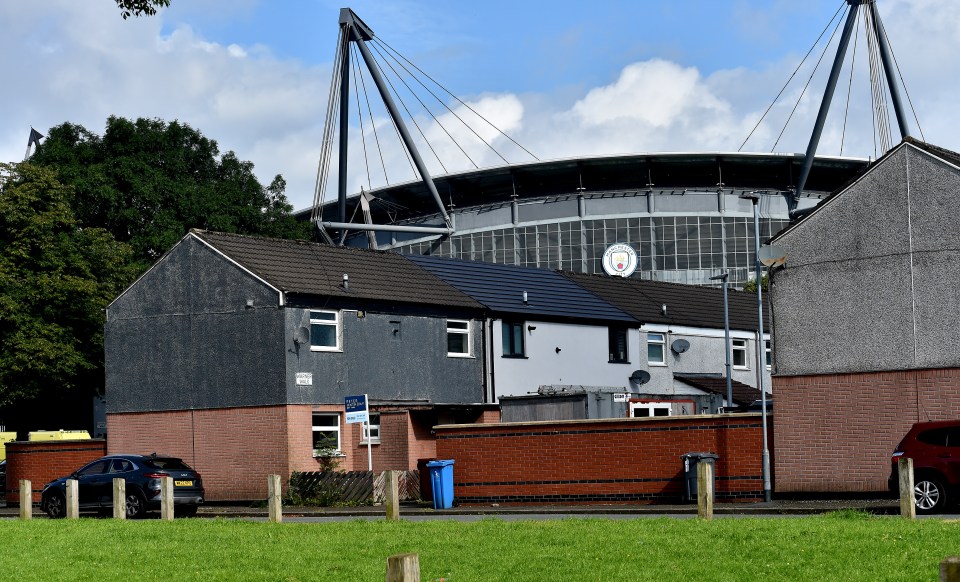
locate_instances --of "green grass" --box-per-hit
[0,516,957,581]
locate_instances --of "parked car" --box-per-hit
[0,459,6,496]
[40,454,204,519]
[889,420,960,513]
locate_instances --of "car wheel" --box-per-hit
[125,492,146,519]
[915,476,947,514]
[44,492,66,519]
[175,505,198,518]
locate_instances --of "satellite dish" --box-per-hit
[758,244,787,267]
[629,370,651,385]
[294,326,310,345]
[671,339,690,354]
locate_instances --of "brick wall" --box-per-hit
[774,368,960,492]
[435,414,771,505]
[6,440,107,504]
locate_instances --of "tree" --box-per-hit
[115,0,170,19]
[31,117,310,271]
[742,274,769,293]
[0,163,137,407]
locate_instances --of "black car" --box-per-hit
[40,454,204,519]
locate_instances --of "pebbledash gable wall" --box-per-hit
[774,368,960,493]
[435,414,772,504]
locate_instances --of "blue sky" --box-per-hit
[2,0,957,210]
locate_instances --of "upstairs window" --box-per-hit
[310,310,341,351]
[647,332,665,365]
[732,338,749,369]
[447,320,471,357]
[609,327,629,363]
[502,321,525,357]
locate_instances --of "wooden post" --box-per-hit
[160,476,174,521]
[267,474,283,523]
[66,479,79,519]
[899,457,916,519]
[697,461,714,520]
[113,478,126,519]
[941,556,960,582]
[385,471,400,521]
[386,553,420,582]
[18,479,31,520]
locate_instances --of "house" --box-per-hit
[769,138,960,493]
[105,230,494,500]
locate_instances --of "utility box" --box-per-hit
[28,430,92,442]
[681,452,718,502]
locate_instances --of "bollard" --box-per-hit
[267,474,283,523]
[941,556,960,582]
[386,553,420,582]
[66,479,79,519]
[160,476,174,521]
[18,480,31,520]
[899,457,916,519]
[697,461,714,520]
[113,478,126,519]
[385,471,400,521]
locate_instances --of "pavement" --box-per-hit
[0,498,901,519]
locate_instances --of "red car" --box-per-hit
[890,420,960,513]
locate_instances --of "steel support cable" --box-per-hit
[313,30,349,223]
[738,1,846,152]
[865,8,892,154]
[374,37,540,161]
[353,44,391,185]
[350,48,374,191]
[771,6,846,152]
[878,16,926,142]
[363,48,426,178]
[840,11,862,156]
[370,40,479,169]
[366,43,451,174]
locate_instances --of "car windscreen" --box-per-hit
[144,458,193,471]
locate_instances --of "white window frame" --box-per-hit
[310,310,342,352]
[312,412,342,456]
[630,402,672,418]
[361,413,381,445]
[732,338,749,369]
[765,340,772,370]
[446,320,472,357]
[647,332,666,366]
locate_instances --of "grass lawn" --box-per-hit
[0,513,957,580]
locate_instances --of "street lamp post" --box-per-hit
[710,272,733,411]
[740,192,772,502]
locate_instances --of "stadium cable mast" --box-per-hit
[311,8,538,245]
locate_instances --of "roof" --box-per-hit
[560,271,769,332]
[192,231,482,309]
[407,254,636,323]
[673,373,768,406]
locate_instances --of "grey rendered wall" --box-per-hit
[284,309,485,404]
[106,237,286,412]
[772,145,960,376]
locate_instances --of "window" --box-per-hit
[631,402,672,417]
[732,338,748,369]
[310,310,341,351]
[765,340,772,369]
[609,327,629,363]
[312,413,341,455]
[447,320,471,356]
[647,332,665,365]
[502,320,525,357]
[77,460,109,476]
[361,413,381,444]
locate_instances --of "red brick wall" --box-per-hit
[6,440,107,504]
[435,414,771,504]
[774,368,960,492]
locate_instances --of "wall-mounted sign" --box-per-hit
[295,372,313,386]
[602,243,638,278]
[613,393,629,403]
[344,394,369,424]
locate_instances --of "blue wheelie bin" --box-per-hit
[426,459,455,509]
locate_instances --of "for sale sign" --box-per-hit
[344,394,369,424]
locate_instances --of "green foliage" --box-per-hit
[115,0,170,19]
[32,117,310,270]
[0,163,136,405]
[284,471,346,507]
[823,508,878,520]
[742,273,769,293]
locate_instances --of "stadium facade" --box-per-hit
[316,152,869,287]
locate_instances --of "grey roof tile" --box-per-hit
[673,373,769,406]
